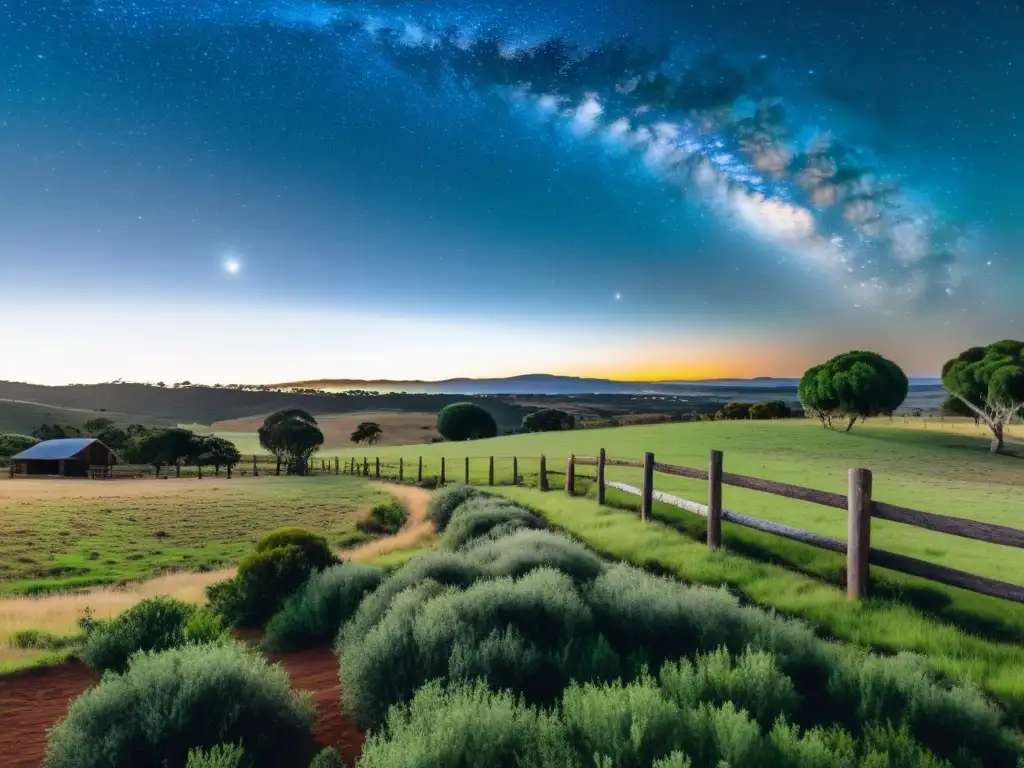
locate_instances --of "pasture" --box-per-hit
[334,418,1024,585]
[202,409,442,451]
[0,475,388,597]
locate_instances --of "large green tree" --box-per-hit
[941,340,1024,454]
[521,408,575,433]
[134,428,200,475]
[798,351,908,432]
[436,402,498,441]
[258,409,324,475]
[350,421,383,445]
[197,436,242,475]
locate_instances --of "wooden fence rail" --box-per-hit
[338,447,1021,604]
[585,449,1023,603]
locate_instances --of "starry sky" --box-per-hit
[1,0,1022,384]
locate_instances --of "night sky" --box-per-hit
[1,0,1022,384]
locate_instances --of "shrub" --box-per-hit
[11,629,80,651]
[521,408,575,433]
[359,676,953,768]
[206,578,245,624]
[357,680,577,768]
[465,529,605,583]
[185,743,245,768]
[336,552,484,652]
[436,402,498,441]
[658,647,799,729]
[80,597,225,673]
[588,564,1018,765]
[426,484,482,530]
[357,501,407,535]
[440,499,544,550]
[263,562,384,652]
[255,527,335,566]
[45,642,315,768]
[308,747,345,768]
[339,568,617,730]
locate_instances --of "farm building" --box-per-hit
[9,438,117,478]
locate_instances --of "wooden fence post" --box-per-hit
[847,468,873,599]
[226,464,232,479]
[335,457,339,475]
[440,457,446,485]
[539,455,549,491]
[399,457,404,481]
[641,452,654,522]
[565,454,575,495]
[707,450,723,549]
[512,456,518,484]
[363,457,368,476]
[275,459,281,476]
[375,457,380,478]
[488,456,494,486]
[252,455,258,477]
[597,448,606,505]
[464,456,470,484]
[418,457,423,482]
[197,464,203,480]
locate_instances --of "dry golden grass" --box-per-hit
[212,410,441,448]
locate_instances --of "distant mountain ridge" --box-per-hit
[273,373,943,396]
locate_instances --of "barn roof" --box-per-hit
[11,438,108,461]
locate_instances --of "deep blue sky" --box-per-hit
[1,0,1021,383]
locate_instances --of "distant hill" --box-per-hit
[273,373,944,396]
[0,381,532,433]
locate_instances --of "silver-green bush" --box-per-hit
[262,562,383,652]
[45,642,315,768]
[426,484,482,531]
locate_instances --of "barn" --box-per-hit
[9,438,118,478]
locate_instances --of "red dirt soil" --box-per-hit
[0,640,363,768]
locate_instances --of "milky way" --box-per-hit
[80,0,990,309]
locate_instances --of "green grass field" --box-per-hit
[0,475,387,596]
[333,418,1024,585]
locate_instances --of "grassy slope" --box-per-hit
[333,419,1024,584]
[490,485,1024,725]
[0,475,387,596]
[0,399,176,434]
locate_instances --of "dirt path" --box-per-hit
[0,484,433,644]
[342,483,434,562]
[0,638,363,768]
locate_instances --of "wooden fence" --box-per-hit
[343,448,1023,604]
[569,449,1024,604]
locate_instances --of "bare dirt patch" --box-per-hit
[213,410,441,448]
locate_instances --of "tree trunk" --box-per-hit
[844,415,857,433]
[990,422,1004,454]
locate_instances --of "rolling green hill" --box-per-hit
[0,399,178,435]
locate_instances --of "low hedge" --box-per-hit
[358,676,962,767]
[440,498,544,550]
[263,562,384,652]
[426,484,482,531]
[80,596,225,673]
[46,642,315,768]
